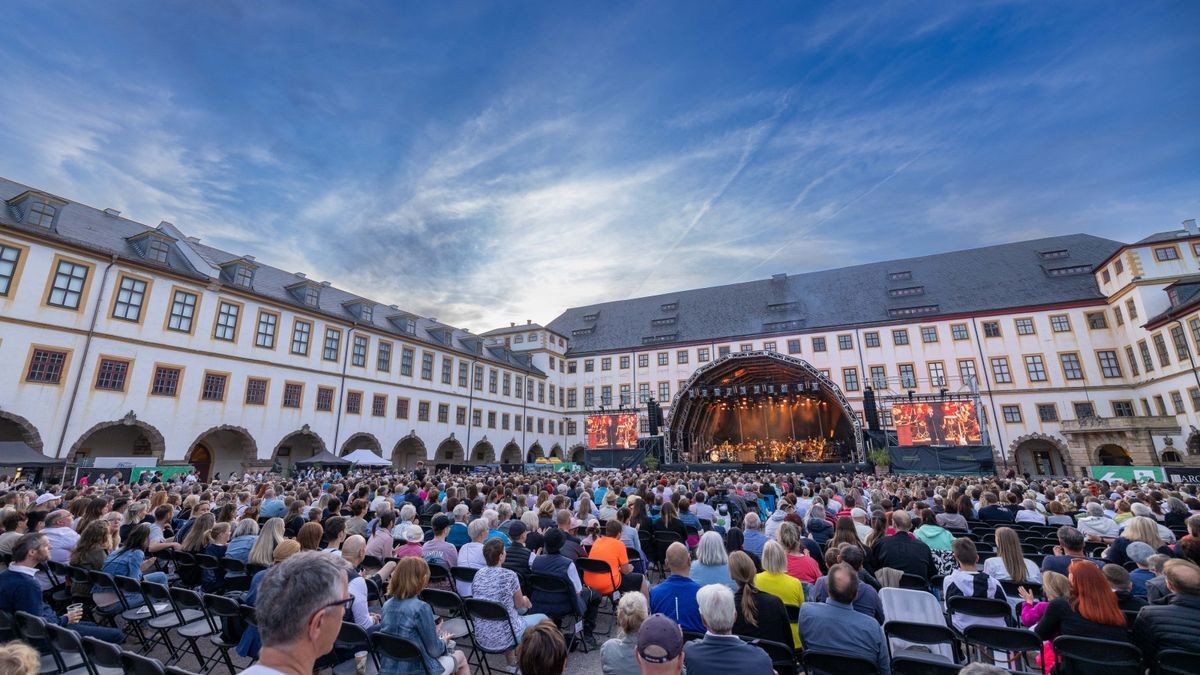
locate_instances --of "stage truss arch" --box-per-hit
[667,350,864,463]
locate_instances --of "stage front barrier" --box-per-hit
[888,445,995,474]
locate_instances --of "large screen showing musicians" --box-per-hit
[586,413,638,449]
[891,401,981,446]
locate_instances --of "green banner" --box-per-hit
[1088,465,1165,482]
[524,462,583,473]
[131,466,195,482]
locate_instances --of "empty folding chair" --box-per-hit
[14,610,72,675]
[883,620,961,665]
[82,636,126,675]
[961,625,1041,671]
[218,558,249,593]
[121,650,167,675]
[1052,636,1142,675]
[802,650,880,675]
[201,593,242,673]
[46,622,108,675]
[169,587,220,672]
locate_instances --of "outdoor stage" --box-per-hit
[662,461,869,475]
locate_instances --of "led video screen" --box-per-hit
[891,401,981,446]
[586,413,639,449]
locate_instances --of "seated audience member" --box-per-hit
[379,556,469,675]
[340,535,396,632]
[555,509,585,561]
[1041,526,1104,575]
[1145,554,1173,604]
[446,504,471,549]
[1076,502,1119,540]
[799,563,890,675]
[942,538,1007,632]
[1132,559,1200,656]
[1014,499,1046,525]
[1103,564,1147,613]
[977,492,1016,524]
[777,521,821,584]
[393,524,425,558]
[586,520,650,598]
[365,510,396,562]
[516,620,568,675]
[683,584,773,675]
[650,542,704,633]
[728,550,792,648]
[502,521,534,577]
[422,514,459,570]
[96,523,169,609]
[689,531,735,591]
[983,527,1040,584]
[755,539,805,648]
[455,518,489,596]
[0,533,123,643]
[601,591,648,675]
[1032,559,1130,644]
[237,552,348,675]
[1105,516,1174,566]
[811,546,884,623]
[868,510,936,581]
[741,512,767,557]
[473,538,549,661]
[1124,541,1155,598]
[635,613,686,675]
[530,528,601,648]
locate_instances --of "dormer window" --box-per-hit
[7,191,67,230]
[888,286,925,298]
[660,302,677,312]
[582,312,599,322]
[304,286,320,307]
[360,305,373,322]
[888,271,912,281]
[219,258,258,289]
[1039,249,1069,260]
[343,300,375,322]
[26,201,57,227]
[233,266,254,288]
[146,238,170,263]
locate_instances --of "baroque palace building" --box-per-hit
[1,175,1198,478]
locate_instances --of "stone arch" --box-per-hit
[526,445,542,463]
[1162,450,1183,463]
[569,444,586,464]
[1010,433,1071,476]
[392,433,426,469]
[547,443,563,460]
[188,425,259,481]
[0,410,43,451]
[1097,444,1133,466]
[339,432,383,456]
[470,439,496,464]
[500,441,522,464]
[271,426,327,476]
[68,413,166,463]
[436,435,465,464]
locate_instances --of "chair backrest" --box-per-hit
[336,620,372,650]
[114,574,144,596]
[574,557,617,590]
[880,587,946,626]
[203,592,241,619]
[889,654,962,675]
[450,566,478,583]
[803,650,879,674]
[14,609,48,641]
[165,666,203,675]
[122,649,167,675]
[783,603,800,623]
[427,562,451,584]
[962,625,1040,653]
[1158,649,1200,675]
[898,573,931,592]
[45,623,86,661]
[527,571,578,613]
[1052,636,1142,675]
[463,597,520,651]
[883,620,957,663]
[218,557,246,573]
[82,635,124,669]
[946,596,1012,623]
[739,636,796,670]
[371,631,431,674]
[194,554,219,570]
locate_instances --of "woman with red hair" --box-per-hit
[1032,558,1129,644]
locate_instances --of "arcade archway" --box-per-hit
[188,425,257,481]
[69,414,166,464]
[500,441,522,464]
[392,434,426,469]
[0,411,43,451]
[569,445,586,463]
[1011,434,1071,476]
[340,432,382,456]
[470,440,496,464]
[668,351,862,463]
[546,443,562,460]
[436,436,465,464]
[271,427,327,476]
[1097,444,1133,466]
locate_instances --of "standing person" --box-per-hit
[754,540,804,648]
[728,550,791,648]
[470,539,548,666]
[649,542,704,633]
[238,552,350,675]
[798,563,890,675]
[601,592,648,675]
[682,584,773,675]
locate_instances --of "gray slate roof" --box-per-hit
[0,177,541,375]
[547,233,1124,355]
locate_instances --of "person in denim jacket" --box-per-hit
[95,523,169,609]
[379,557,468,675]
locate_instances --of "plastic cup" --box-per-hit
[354,651,368,675]
[67,603,83,623]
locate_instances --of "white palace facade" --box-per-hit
[1,175,1199,478]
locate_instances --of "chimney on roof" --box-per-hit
[510,322,515,327]
[244,255,256,262]
[772,273,787,281]
[158,221,174,229]
[103,208,120,217]
[1184,219,1198,236]
[294,272,306,279]
[185,236,201,244]
[526,319,532,325]
[389,304,398,310]
[320,281,331,287]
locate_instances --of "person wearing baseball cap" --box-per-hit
[636,613,685,674]
[850,507,873,542]
[32,492,59,512]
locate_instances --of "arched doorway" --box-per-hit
[1011,434,1070,476]
[272,427,327,476]
[392,434,426,469]
[1097,444,1133,466]
[528,442,545,463]
[569,444,586,464]
[188,426,257,481]
[69,414,166,466]
[340,432,382,456]
[1162,450,1183,463]
[0,411,43,451]
[547,444,563,461]
[470,440,495,464]
[500,441,522,464]
[436,437,465,464]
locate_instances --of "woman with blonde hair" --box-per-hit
[600,591,648,675]
[754,540,804,648]
[777,521,820,584]
[1105,516,1171,566]
[247,517,284,567]
[729,550,791,648]
[984,526,1040,584]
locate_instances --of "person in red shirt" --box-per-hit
[778,521,821,584]
[584,521,650,597]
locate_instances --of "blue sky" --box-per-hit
[1,2,1197,330]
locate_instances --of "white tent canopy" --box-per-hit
[342,448,391,466]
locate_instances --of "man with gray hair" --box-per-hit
[741,512,766,557]
[233,552,349,675]
[1077,502,1119,539]
[39,509,79,590]
[682,584,773,675]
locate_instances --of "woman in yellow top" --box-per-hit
[753,540,805,648]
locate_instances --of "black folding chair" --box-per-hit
[527,573,588,654]
[315,620,375,671]
[999,581,1042,601]
[449,566,478,597]
[419,588,470,641]
[200,593,241,674]
[15,610,79,674]
[890,655,963,675]
[802,650,880,674]
[47,622,105,675]
[739,636,797,675]
[165,667,203,675]
[169,587,220,672]
[961,625,1041,672]
[1051,635,1142,675]
[83,636,127,674]
[898,573,932,593]
[883,620,962,664]
[1158,649,1200,675]
[372,631,433,675]
[121,649,167,675]
[574,557,619,634]
[945,596,1014,632]
[462,598,522,675]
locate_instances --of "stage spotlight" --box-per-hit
[752,385,761,394]
[780,384,789,394]
[767,385,775,394]
[739,386,747,395]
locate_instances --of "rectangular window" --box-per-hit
[764,341,776,352]
[1112,401,1135,417]
[898,364,916,388]
[958,359,977,384]
[323,328,341,361]
[1171,391,1185,415]
[400,347,414,376]
[487,411,496,429]
[567,389,578,408]
[638,383,650,403]
[255,311,278,349]
[619,384,631,406]
[842,367,859,392]
[697,348,710,362]
[47,260,89,309]
[920,327,938,343]
[584,387,595,407]
[657,352,669,366]
[474,365,484,391]
[718,345,731,357]
[892,330,909,346]
[585,359,595,372]
[112,276,147,322]
[395,398,409,419]
[600,385,612,405]
[619,355,630,369]
[214,301,240,341]
[1155,246,1180,261]
[201,372,227,401]
[455,406,467,425]
[372,394,386,417]
[438,403,449,424]
[26,348,68,384]
[1050,315,1071,332]
[489,369,498,394]
[0,244,22,296]
[1126,345,1141,376]
[283,383,303,408]
[601,357,612,371]
[94,358,129,391]
[1002,405,1022,423]
[1059,353,1084,380]
[637,354,649,368]
[1014,318,1035,335]
[1171,325,1190,361]
[1153,334,1171,367]
[677,350,689,364]
[420,352,434,380]
[869,366,887,389]
[350,336,368,367]
[991,357,1013,384]
[377,342,392,372]
[151,365,180,397]
[457,361,468,387]
[346,391,362,415]
[786,339,801,354]
[928,362,946,387]
[291,320,311,356]
[316,387,334,411]
[168,290,198,331]
[473,410,482,427]
[658,382,670,401]
[1037,404,1058,422]
[502,413,510,430]
[245,378,267,405]
[503,372,512,396]
[740,343,753,352]
[515,376,524,400]
[1024,355,1048,382]
[1192,389,1200,412]
[1074,402,1095,419]
[1097,350,1122,378]
[1087,312,1109,329]
[838,334,854,350]
[1114,306,1124,326]
[951,323,970,341]
[812,337,827,352]
[864,332,881,348]
[982,321,1001,338]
